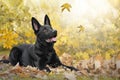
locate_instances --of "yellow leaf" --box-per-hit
[61,3,72,12]
[26,40,30,44]
[77,25,85,32]
[49,71,54,76]
[105,53,111,60]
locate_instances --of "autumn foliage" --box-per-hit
[0,0,120,57]
[0,0,120,79]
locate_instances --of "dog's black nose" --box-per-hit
[53,30,57,34]
[53,30,57,37]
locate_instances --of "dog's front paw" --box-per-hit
[62,64,79,71]
[44,67,51,73]
[70,67,79,71]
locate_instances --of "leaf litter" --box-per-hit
[0,53,120,80]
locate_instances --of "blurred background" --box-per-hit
[0,0,120,60]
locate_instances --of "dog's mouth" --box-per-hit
[46,37,57,43]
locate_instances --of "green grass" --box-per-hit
[0,50,10,55]
[47,73,65,80]
[76,76,119,80]
[0,75,119,80]
[0,76,41,80]
[13,76,41,80]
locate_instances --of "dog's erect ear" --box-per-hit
[44,15,51,26]
[31,17,41,34]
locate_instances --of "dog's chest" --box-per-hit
[34,45,54,61]
[35,49,53,58]
[42,50,54,60]
[44,50,53,57]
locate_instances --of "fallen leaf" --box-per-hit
[0,72,8,77]
[25,65,39,73]
[10,65,23,73]
[1,55,8,60]
[34,71,48,79]
[61,3,72,12]
[60,53,73,66]
[80,70,89,76]
[18,72,30,78]
[64,72,76,80]
[77,25,85,32]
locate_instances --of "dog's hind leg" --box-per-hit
[9,47,22,66]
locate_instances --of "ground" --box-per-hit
[0,50,120,80]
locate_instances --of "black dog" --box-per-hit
[0,15,78,72]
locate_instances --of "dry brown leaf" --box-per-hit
[0,72,8,77]
[38,70,47,76]
[25,66,39,74]
[118,68,120,74]
[64,72,76,80]
[10,65,23,73]
[18,72,30,78]
[34,71,47,79]
[80,70,89,76]
[1,55,8,60]
[77,62,83,70]
[117,54,120,60]
[60,53,73,66]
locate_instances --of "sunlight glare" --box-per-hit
[62,0,118,28]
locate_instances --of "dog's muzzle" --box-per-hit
[46,37,57,43]
[46,30,57,43]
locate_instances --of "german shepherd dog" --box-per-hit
[0,15,78,72]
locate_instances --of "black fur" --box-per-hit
[0,15,78,72]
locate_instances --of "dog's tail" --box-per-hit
[0,59,9,63]
[0,55,9,64]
